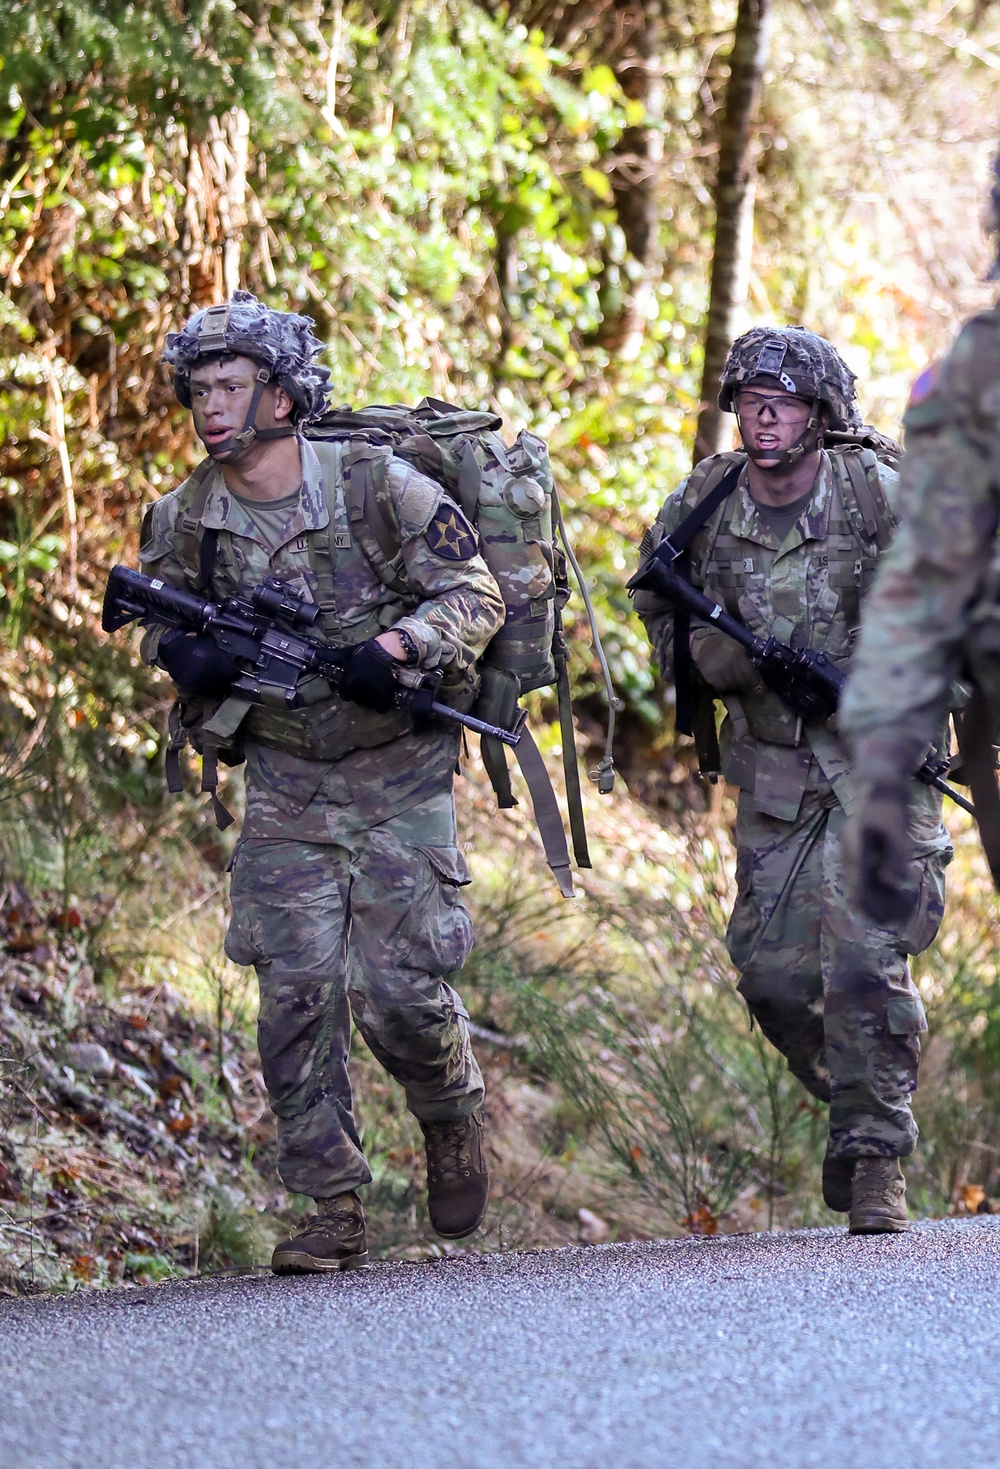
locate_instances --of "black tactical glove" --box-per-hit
[750,638,842,724]
[157,629,239,698]
[842,778,916,927]
[338,638,400,713]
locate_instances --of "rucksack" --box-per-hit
[171,398,617,897]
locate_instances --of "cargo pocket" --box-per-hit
[223,842,264,968]
[886,993,928,1036]
[413,845,475,976]
[898,825,953,957]
[417,844,473,890]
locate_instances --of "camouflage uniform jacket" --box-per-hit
[139,437,505,837]
[638,449,900,822]
[841,306,1000,754]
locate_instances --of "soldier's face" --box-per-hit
[189,355,292,453]
[735,384,812,463]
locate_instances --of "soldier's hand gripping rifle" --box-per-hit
[102,565,523,747]
[629,544,974,816]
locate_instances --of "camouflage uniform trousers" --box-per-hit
[726,784,949,1159]
[224,790,483,1199]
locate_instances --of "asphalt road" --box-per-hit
[4,1218,1000,1468]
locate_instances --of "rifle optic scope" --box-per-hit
[251,576,321,632]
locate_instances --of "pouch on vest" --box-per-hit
[165,693,248,832]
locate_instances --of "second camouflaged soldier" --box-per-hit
[633,327,952,1233]
[842,159,1000,919]
[141,293,505,1272]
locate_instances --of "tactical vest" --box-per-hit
[672,445,897,758]
[167,441,443,766]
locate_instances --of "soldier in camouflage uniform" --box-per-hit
[141,293,505,1272]
[633,327,952,1233]
[841,159,1000,935]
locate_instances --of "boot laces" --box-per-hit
[296,1203,359,1240]
[427,1120,472,1179]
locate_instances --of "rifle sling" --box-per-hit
[668,462,743,742]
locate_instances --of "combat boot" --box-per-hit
[848,1157,908,1235]
[822,1151,856,1213]
[271,1190,369,1274]
[419,1108,489,1239]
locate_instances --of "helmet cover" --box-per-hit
[718,326,861,430]
[163,290,332,422]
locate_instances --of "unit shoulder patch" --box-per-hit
[907,360,941,409]
[424,504,478,561]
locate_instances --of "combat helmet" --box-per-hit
[163,290,332,459]
[719,326,861,431]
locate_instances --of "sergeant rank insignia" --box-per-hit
[425,506,477,561]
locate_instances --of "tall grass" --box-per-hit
[2,683,999,1250]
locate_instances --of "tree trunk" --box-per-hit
[693,0,773,466]
[596,0,668,362]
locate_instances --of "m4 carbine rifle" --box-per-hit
[630,543,974,816]
[102,565,522,747]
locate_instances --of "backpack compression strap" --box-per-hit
[511,725,575,898]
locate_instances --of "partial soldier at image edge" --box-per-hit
[841,153,1000,914]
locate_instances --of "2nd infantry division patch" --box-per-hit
[424,506,478,561]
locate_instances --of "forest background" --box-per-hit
[1,0,1000,1292]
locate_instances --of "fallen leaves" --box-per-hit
[681,1203,719,1236]
[954,1184,1000,1216]
[960,1184,985,1213]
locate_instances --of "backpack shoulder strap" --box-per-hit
[309,437,414,601]
[830,446,898,551]
[668,455,745,743]
[341,441,412,594]
[304,440,344,632]
[172,457,218,592]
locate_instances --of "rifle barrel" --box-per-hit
[426,702,521,747]
[916,766,976,817]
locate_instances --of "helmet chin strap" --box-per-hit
[202,366,298,462]
[738,398,824,471]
